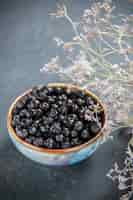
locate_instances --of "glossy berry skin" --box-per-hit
[49,108,58,118]
[90,122,100,135]
[74,121,83,132]
[80,129,90,140]
[77,98,85,106]
[40,126,47,133]
[71,138,79,146]
[68,114,77,126]
[15,128,28,139]
[44,138,55,149]
[28,126,37,135]
[15,102,24,110]
[11,85,103,149]
[71,130,78,138]
[55,134,64,142]
[42,102,49,111]
[63,128,70,137]
[50,123,61,134]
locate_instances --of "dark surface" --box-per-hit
[0,0,133,199]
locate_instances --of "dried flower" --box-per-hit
[53,37,64,46]
[49,4,65,18]
[40,56,59,72]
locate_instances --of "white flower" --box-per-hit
[53,37,64,46]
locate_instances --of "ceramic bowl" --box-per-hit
[7,83,106,166]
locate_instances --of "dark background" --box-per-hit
[0,0,133,199]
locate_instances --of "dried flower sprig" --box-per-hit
[41,0,133,133]
[107,129,133,200]
[107,147,133,199]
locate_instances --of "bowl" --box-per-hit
[7,83,106,166]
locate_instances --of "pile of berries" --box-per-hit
[11,85,103,149]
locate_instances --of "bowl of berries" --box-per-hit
[7,83,106,166]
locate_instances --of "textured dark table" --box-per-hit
[0,0,133,199]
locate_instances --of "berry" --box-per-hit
[19,121,26,128]
[52,104,58,109]
[55,134,64,142]
[77,98,85,106]
[58,101,63,106]
[59,115,66,122]
[90,122,100,134]
[63,128,70,137]
[80,129,90,140]
[47,117,54,124]
[16,128,28,139]
[33,137,43,147]
[24,119,32,126]
[72,104,78,112]
[62,119,68,126]
[58,94,67,102]
[42,116,48,123]
[74,121,83,131]
[25,111,31,118]
[50,122,61,134]
[27,102,35,109]
[67,99,73,107]
[42,102,49,111]
[15,102,24,110]
[49,108,58,118]
[28,126,37,135]
[40,126,48,134]
[71,130,78,138]
[61,106,67,114]
[68,114,77,126]
[35,119,41,125]
[34,100,40,108]
[71,138,79,146]
[31,109,37,117]
[19,109,28,117]
[36,109,43,118]
[48,97,55,104]
[44,138,55,149]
